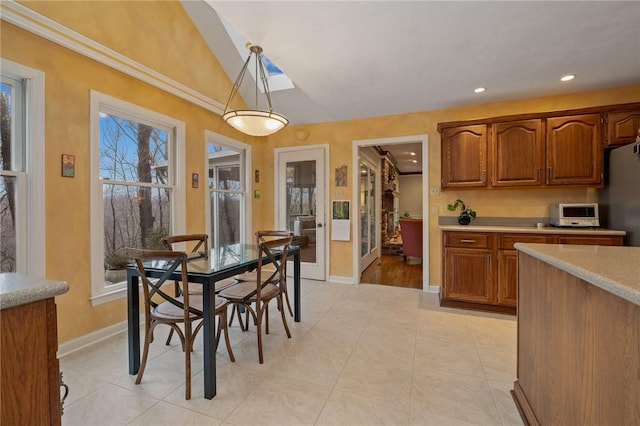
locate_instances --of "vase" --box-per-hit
[458,212,471,225]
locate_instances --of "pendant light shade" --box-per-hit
[222,45,289,137]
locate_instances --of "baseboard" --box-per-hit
[328,275,355,284]
[57,316,143,358]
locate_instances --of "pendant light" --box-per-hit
[222,45,288,137]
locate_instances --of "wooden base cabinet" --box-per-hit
[441,231,623,313]
[1,298,62,426]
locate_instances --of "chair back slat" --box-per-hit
[253,231,293,301]
[126,248,202,316]
[161,234,209,261]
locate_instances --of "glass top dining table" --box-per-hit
[126,243,301,399]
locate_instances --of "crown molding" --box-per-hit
[0,0,226,116]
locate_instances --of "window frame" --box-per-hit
[204,130,252,247]
[89,90,185,305]
[0,59,45,277]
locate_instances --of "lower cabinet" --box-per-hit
[441,231,623,313]
[0,298,62,425]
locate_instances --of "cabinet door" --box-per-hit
[557,235,623,245]
[605,111,640,147]
[546,114,603,186]
[443,247,493,304]
[491,119,544,187]
[441,125,488,189]
[497,249,518,307]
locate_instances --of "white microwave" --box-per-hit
[549,203,600,227]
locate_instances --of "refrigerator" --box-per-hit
[600,142,640,246]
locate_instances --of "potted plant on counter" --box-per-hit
[447,199,477,225]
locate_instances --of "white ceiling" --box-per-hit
[182,1,640,173]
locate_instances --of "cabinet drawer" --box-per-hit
[498,234,554,250]
[444,232,492,248]
[557,235,623,246]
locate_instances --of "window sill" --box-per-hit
[90,284,132,306]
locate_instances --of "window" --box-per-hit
[208,144,244,247]
[0,76,24,273]
[0,60,45,276]
[90,91,185,304]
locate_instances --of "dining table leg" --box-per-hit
[202,283,217,399]
[293,250,301,322]
[127,270,140,375]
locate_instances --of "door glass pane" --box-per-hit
[286,160,317,263]
[360,163,369,257]
[0,176,16,272]
[369,168,376,250]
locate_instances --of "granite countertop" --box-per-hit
[515,243,640,306]
[0,273,69,310]
[439,224,626,236]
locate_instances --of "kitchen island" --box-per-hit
[512,243,640,425]
[0,273,69,426]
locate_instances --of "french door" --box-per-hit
[276,146,326,280]
[359,158,380,274]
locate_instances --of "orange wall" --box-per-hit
[3,1,640,344]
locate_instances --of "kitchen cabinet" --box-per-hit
[441,229,624,313]
[1,297,63,425]
[441,124,488,189]
[545,114,603,186]
[605,110,640,147]
[491,119,544,187]
[442,232,494,304]
[497,234,554,307]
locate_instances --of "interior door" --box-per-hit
[276,147,326,280]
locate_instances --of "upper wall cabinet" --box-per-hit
[491,119,544,187]
[545,114,602,186]
[605,110,640,147]
[441,124,488,189]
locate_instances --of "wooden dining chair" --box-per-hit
[162,234,234,352]
[219,230,294,364]
[126,247,234,400]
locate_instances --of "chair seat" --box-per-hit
[153,295,227,319]
[235,271,258,281]
[220,281,279,301]
[185,277,236,295]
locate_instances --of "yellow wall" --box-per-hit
[265,86,640,284]
[3,1,640,344]
[1,1,260,343]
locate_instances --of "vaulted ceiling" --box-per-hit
[182,1,640,172]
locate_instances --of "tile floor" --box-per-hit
[60,280,523,425]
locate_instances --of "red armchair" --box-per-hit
[399,218,423,262]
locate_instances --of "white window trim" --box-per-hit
[89,90,185,305]
[0,59,46,277]
[204,131,252,245]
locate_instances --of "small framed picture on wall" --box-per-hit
[61,154,75,177]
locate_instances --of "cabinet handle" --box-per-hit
[60,371,69,415]
[547,167,552,183]
[460,239,476,243]
[536,168,541,182]
[488,255,492,268]
[481,170,487,184]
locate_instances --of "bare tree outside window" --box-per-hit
[0,83,16,272]
[100,113,172,285]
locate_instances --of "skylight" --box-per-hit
[218,13,294,92]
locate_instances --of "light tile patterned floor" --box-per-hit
[60,280,523,426]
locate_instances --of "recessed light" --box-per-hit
[409,152,416,156]
[561,74,575,82]
[474,87,486,93]
[412,160,418,163]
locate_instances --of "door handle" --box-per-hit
[317,223,323,228]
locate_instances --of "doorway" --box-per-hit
[276,145,328,281]
[352,135,429,289]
